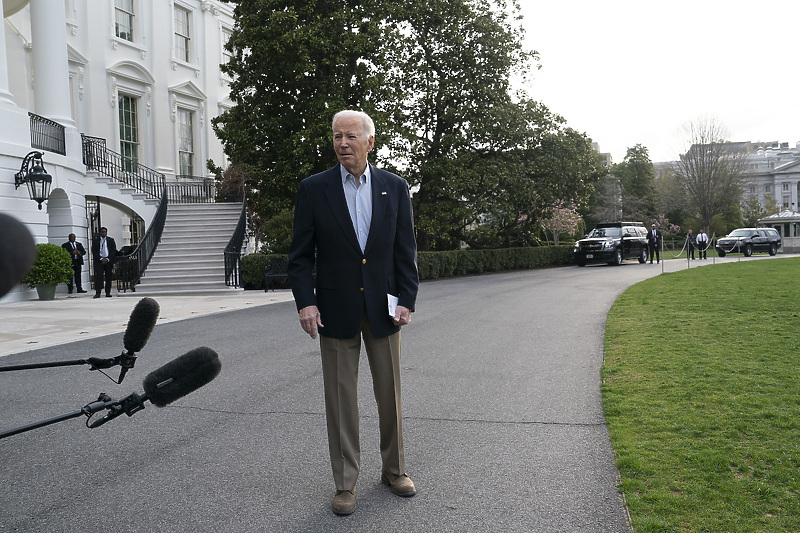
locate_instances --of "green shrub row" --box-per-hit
[417,246,573,279]
[240,246,574,290]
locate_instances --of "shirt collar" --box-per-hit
[340,163,371,185]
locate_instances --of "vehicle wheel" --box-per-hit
[743,244,753,257]
[610,249,623,266]
[718,250,726,258]
[577,262,586,267]
[769,244,777,256]
[638,248,647,263]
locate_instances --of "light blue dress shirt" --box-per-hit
[340,164,372,252]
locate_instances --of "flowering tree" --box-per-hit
[647,214,681,235]
[541,200,581,245]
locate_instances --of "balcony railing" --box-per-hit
[166,176,217,204]
[29,113,66,155]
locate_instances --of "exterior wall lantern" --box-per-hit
[14,151,52,210]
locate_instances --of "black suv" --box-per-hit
[573,222,649,266]
[716,227,781,257]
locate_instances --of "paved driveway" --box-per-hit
[0,256,787,532]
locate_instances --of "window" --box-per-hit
[765,184,771,193]
[783,183,790,191]
[118,95,139,172]
[115,0,134,42]
[221,27,233,66]
[178,108,194,176]
[174,6,191,63]
[749,185,756,194]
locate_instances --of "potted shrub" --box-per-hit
[22,243,73,300]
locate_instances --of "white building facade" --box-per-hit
[742,143,800,213]
[1,0,235,302]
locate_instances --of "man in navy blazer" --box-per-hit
[91,227,117,298]
[287,110,419,516]
[61,233,87,293]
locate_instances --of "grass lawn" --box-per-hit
[603,258,800,532]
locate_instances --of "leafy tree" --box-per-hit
[613,144,656,221]
[212,0,395,222]
[214,0,607,252]
[654,163,690,230]
[379,0,535,249]
[673,117,747,232]
[741,194,767,227]
[587,174,621,226]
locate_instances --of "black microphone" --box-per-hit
[86,297,160,382]
[142,347,222,407]
[123,297,160,353]
[0,213,36,299]
[88,347,221,428]
[117,297,160,383]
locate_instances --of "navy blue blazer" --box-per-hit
[287,164,419,339]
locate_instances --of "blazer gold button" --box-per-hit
[362,259,366,264]
[360,287,364,292]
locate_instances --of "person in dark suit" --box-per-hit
[687,229,695,260]
[646,224,662,264]
[287,110,419,516]
[91,227,117,298]
[61,233,87,293]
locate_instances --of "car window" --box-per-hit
[728,229,750,237]
[589,227,622,238]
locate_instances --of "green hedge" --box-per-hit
[241,246,574,290]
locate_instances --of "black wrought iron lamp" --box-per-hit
[14,151,52,210]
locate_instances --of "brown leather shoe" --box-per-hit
[381,472,416,497]
[332,490,356,515]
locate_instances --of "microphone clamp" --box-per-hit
[87,391,147,429]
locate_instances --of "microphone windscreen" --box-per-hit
[123,297,160,353]
[0,214,36,299]
[142,347,221,407]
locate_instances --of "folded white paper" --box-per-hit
[387,293,399,317]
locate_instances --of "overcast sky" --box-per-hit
[516,0,800,164]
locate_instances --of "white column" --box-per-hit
[0,0,18,106]
[0,0,32,146]
[29,0,74,126]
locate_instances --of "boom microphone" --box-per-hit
[87,347,222,429]
[85,297,160,383]
[123,297,160,353]
[0,213,36,299]
[143,347,222,407]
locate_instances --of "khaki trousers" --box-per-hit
[319,314,405,491]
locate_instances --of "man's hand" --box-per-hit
[299,305,324,339]
[392,305,412,326]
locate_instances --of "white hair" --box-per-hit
[332,110,375,138]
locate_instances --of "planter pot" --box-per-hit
[35,284,57,301]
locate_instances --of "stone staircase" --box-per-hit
[132,203,245,295]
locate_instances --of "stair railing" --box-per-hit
[115,185,169,292]
[224,200,247,287]
[82,134,164,199]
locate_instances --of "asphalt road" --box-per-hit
[0,261,691,532]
